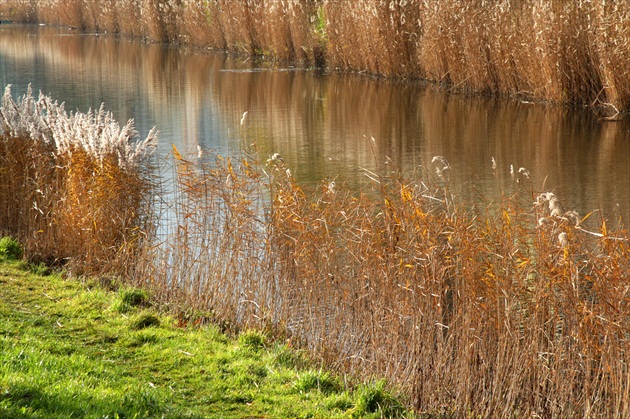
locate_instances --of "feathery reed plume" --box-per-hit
[431,155,450,179]
[0,85,157,275]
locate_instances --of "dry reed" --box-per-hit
[125,140,630,417]
[6,0,630,112]
[4,1,630,414]
[3,82,630,415]
[0,85,157,275]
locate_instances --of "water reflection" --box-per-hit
[0,24,229,156]
[1,23,629,222]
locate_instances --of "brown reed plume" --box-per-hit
[0,85,157,275]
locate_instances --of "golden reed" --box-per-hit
[3,0,630,113]
[128,144,630,417]
[3,84,630,415]
[0,86,156,276]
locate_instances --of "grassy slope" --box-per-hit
[0,259,410,419]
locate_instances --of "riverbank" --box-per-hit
[0,251,410,418]
[2,0,630,115]
[4,84,630,416]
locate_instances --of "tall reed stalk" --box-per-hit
[0,86,157,275]
[129,143,630,417]
[4,0,630,111]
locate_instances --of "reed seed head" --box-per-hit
[558,232,569,247]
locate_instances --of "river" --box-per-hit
[2,23,629,224]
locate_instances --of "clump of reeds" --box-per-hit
[134,146,630,416]
[134,144,271,325]
[0,0,34,22]
[323,0,421,78]
[4,80,630,414]
[0,85,157,275]
[3,1,325,63]
[7,0,630,112]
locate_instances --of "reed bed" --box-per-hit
[3,84,630,415]
[127,141,630,417]
[4,0,630,111]
[0,86,157,275]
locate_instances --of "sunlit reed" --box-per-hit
[0,86,156,275]
[132,143,630,417]
[3,83,630,415]
[4,0,630,111]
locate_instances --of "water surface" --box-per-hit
[2,23,629,224]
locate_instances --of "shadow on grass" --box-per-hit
[0,381,201,419]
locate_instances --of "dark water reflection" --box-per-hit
[2,24,629,223]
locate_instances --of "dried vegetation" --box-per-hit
[139,142,630,417]
[3,0,630,415]
[4,0,630,112]
[3,85,630,415]
[0,86,156,275]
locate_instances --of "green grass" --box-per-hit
[0,258,413,418]
[0,237,22,261]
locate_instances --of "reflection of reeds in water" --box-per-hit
[134,145,630,416]
[3,25,629,220]
[0,86,156,275]
[208,64,630,222]
[5,0,630,110]
[0,25,224,152]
